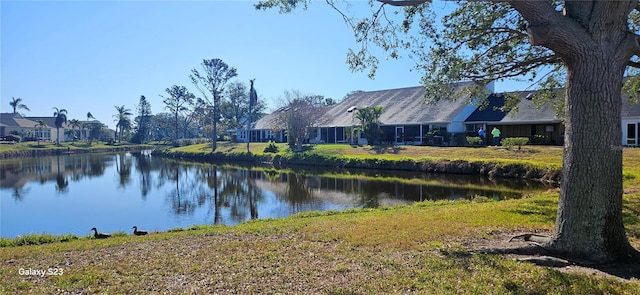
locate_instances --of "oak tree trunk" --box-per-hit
[510,0,639,264]
[546,51,633,262]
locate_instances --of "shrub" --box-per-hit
[501,137,529,150]
[466,136,483,146]
[533,134,548,144]
[264,141,279,153]
[195,137,209,144]
[4,134,21,142]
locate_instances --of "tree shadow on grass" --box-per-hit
[469,233,640,281]
[368,144,405,154]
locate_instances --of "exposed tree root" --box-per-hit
[508,233,551,244]
[472,233,640,280]
[475,244,549,256]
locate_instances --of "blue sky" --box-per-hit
[2,0,523,129]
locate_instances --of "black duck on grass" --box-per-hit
[132,226,148,236]
[90,227,110,239]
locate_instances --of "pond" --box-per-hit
[0,151,553,238]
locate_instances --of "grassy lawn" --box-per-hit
[1,143,639,293]
[0,140,151,153]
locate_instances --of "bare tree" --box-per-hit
[190,58,238,151]
[276,90,325,152]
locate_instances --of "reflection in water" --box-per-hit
[0,151,553,238]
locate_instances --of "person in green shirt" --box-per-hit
[491,127,501,146]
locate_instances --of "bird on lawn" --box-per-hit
[132,226,148,236]
[90,227,111,239]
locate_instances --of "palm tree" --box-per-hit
[85,112,96,142]
[9,97,30,114]
[354,106,383,145]
[68,119,82,142]
[113,105,132,142]
[34,119,47,146]
[52,107,68,145]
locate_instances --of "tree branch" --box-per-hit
[377,0,428,7]
[467,54,560,80]
[325,0,355,28]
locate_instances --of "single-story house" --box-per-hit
[308,81,487,145]
[0,113,59,142]
[478,91,639,147]
[463,93,509,144]
[464,92,565,145]
[23,116,73,142]
[235,108,287,143]
[243,81,489,145]
[496,92,565,145]
[242,83,639,147]
[0,113,113,143]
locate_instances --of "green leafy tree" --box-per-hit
[52,107,67,145]
[132,95,153,143]
[221,81,249,130]
[9,97,30,114]
[113,105,133,142]
[220,81,267,130]
[191,97,214,137]
[190,58,238,151]
[257,0,640,263]
[161,85,195,140]
[87,123,106,144]
[354,106,383,145]
[152,112,175,142]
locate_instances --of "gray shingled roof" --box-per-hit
[317,82,477,127]
[254,82,486,130]
[253,105,332,130]
[500,90,640,124]
[622,93,640,118]
[253,109,284,130]
[0,113,39,128]
[24,117,69,128]
[500,91,562,124]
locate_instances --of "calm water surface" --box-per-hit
[0,151,552,238]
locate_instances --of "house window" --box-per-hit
[627,123,638,145]
[431,125,447,134]
[35,129,51,141]
[466,124,476,133]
